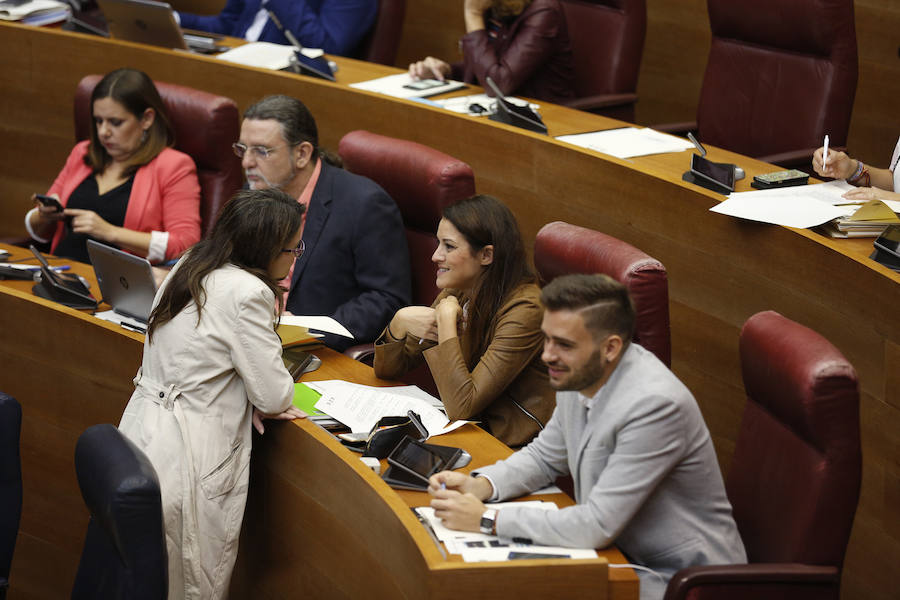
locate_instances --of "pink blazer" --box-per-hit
[47,141,202,261]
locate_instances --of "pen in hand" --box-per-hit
[823,134,830,169]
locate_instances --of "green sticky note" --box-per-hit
[293,383,326,416]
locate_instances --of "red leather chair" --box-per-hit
[74,75,243,237]
[559,0,646,122]
[338,130,475,394]
[355,0,407,66]
[664,311,861,600]
[533,221,670,367]
[659,0,857,168]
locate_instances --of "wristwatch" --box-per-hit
[480,508,498,536]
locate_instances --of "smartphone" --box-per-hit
[386,436,447,483]
[752,169,809,190]
[35,194,63,212]
[402,78,446,91]
[874,224,900,258]
[690,153,735,192]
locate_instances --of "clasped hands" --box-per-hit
[390,296,463,342]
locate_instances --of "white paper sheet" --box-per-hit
[415,504,598,561]
[279,315,353,338]
[349,73,466,99]
[433,93,538,116]
[556,127,695,159]
[216,42,323,70]
[711,181,859,228]
[304,380,467,436]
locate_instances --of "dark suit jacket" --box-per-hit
[286,161,410,351]
[457,0,575,104]
[178,0,376,56]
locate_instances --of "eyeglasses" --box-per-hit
[232,142,288,160]
[282,239,305,258]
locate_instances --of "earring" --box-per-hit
[141,129,148,144]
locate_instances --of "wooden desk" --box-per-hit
[1,22,898,600]
[0,244,636,600]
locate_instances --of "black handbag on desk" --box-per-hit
[360,412,429,459]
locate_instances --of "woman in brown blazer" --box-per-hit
[374,195,555,447]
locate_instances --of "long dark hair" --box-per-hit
[147,188,304,339]
[85,68,174,177]
[443,194,535,366]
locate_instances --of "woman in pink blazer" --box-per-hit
[25,68,201,264]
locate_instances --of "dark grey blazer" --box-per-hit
[286,161,410,351]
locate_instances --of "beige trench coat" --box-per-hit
[119,264,293,599]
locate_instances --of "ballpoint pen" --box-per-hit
[823,134,830,168]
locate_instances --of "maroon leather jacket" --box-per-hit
[456,0,575,104]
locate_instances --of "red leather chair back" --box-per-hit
[356,0,407,66]
[732,311,861,566]
[559,0,645,116]
[74,75,243,237]
[697,0,857,159]
[534,221,670,367]
[338,130,475,307]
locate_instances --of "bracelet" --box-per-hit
[387,323,401,341]
[848,160,864,183]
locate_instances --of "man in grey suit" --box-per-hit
[429,274,746,599]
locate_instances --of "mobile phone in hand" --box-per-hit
[35,194,63,212]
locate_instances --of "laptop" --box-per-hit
[87,240,157,324]
[96,0,220,52]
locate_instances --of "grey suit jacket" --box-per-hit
[477,343,746,600]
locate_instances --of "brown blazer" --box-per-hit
[374,284,555,447]
[458,0,575,104]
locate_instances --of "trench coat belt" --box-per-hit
[133,366,181,411]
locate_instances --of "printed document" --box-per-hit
[556,127,695,159]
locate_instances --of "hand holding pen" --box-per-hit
[812,139,855,180]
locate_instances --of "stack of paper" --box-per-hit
[216,42,324,71]
[555,127,695,159]
[298,380,466,437]
[0,0,70,26]
[349,73,466,99]
[415,503,598,562]
[710,180,900,236]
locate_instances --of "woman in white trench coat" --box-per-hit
[119,188,307,599]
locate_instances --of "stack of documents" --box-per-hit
[0,0,70,25]
[295,380,467,437]
[349,73,466,99]
[415,503,598,562]
[216,42,324,70]
[710,180,900,235]
[555,127,695,159]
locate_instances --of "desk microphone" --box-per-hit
[266,9,303,51]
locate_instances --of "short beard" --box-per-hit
[245,162,298,192]
[550,345,609,394]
